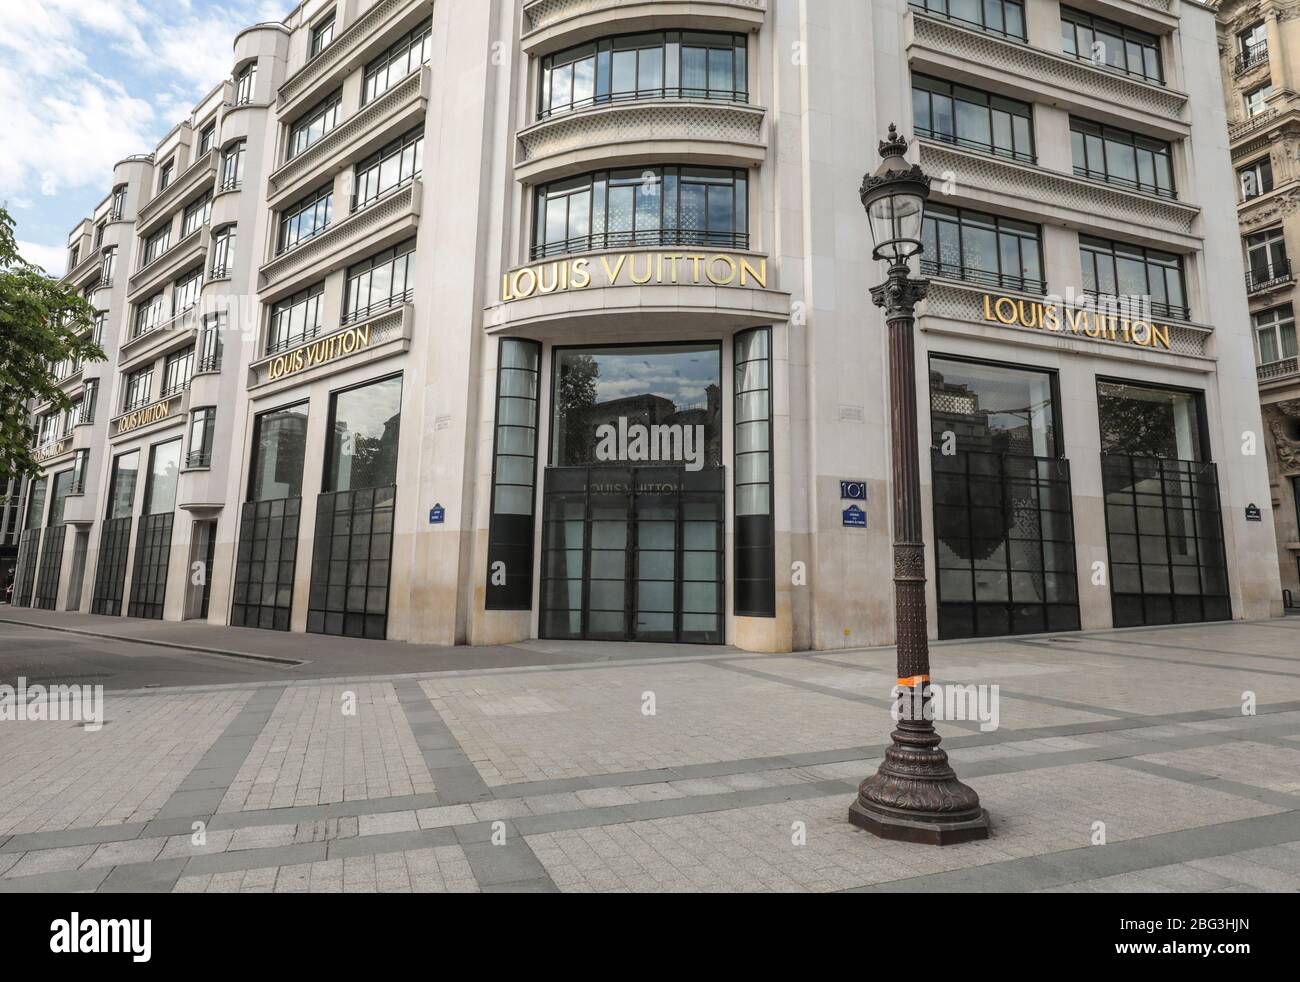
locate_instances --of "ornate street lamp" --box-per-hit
[849,124,990,845]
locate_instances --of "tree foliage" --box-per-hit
[0,206,106,480]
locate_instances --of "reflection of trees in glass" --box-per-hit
[1099,389,1178,459]
[332,412,401,490]
[557,354,599,466]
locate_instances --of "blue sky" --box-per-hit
[0,0,296,276]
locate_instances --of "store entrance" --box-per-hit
[540,467,724,644]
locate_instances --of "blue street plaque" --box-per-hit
[840,481,868,501]
[429,505,446,525]
[843,505,867,529]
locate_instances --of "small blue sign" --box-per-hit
[1245,503,1263,522]
[840,481,868,501]
[843,505,867,529]
[429,505,446,525]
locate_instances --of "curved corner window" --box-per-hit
[540,31,747,119]
[532,166,748,260]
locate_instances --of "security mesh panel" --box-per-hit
[307,486,395,640]
[12,528,41,608]
[127,514,174,620]
[231,498,301,632]
[199,522,216,619]
[932,451,1081,640]
[1102,454,1231,628]
[92,517,133,616]
[32,526,66,610]
[541,467,724,644]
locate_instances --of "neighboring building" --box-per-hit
[11,0,1284,650]
[1217,0,1300,607]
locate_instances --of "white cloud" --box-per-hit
[0,0,295,265]
[16,240,69,277]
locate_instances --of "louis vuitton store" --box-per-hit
[484,333,775,646]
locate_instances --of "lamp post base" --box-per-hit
[849,723,991,846]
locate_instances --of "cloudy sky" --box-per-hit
[0,0,296,276]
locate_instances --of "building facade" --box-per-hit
[11,0,1284,651]
[1217,0,1300,607]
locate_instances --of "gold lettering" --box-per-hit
[513,267,538,300]
[629,253,654,285]
[537,262,560,294]
[601,254,628,285]
[707,254,738,286]
[1151,323,1171,350]
[739,257,767,289]
[570,258,591,289]
[1043,305,1061,332]
[1017,300,1040,329]
[994,298,1018,325]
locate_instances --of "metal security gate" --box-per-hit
[540,467,725,645]
[92,517,133,616]
[932,451,1081,640]
[33,526,66,610]
[12,528,41,608]
[231,498,301,632]
[307,486,396,640]
[128,513,174,620]
[1102,454,1231,627]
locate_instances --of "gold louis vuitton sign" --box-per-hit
[501,251,768,303]
[115,398,177,436]
[981,295,1173,351]
[267,324,373,382]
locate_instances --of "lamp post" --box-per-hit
[848,124,990,845]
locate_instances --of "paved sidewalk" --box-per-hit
[1,616,1299,892]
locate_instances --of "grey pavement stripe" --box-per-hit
[808,654,1140,719]
[153,685,285,821]
[393,679,494,806]
[0,823,149,855]
[326,827,458,859]
[0,867,111,893]
[846,809,1300,893]
[1014,640,1300,679]
[143,793,443,839]
[709,660,989,734]
[460,836,556,892]
[1104,757,1300,810]
[1079,635,1300,665]
[99,858,188,893]
[182,842,328,877]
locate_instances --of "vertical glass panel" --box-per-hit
[1097,381,1205,461]
[107,451,140,520]
[325,376,403,493]
[144,439,182,515]
[250,403,309,501]
[930,358,1057,458]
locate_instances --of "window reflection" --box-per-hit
[325,376,403,492]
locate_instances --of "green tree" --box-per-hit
[0,206,105,480]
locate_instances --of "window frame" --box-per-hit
[1060,6,1164,85]
[912,73,1035,163]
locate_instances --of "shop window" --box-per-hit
[128,439,181,620]
[92,451,140,616]
[734,327,775,617]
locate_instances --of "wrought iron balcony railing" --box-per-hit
[529,229,750,261]
[1246,259,1293,294]
[919,259,1047,296]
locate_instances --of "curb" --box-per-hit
[0,616,306,667]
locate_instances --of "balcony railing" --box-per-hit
[530,229,750,261]
[1235,46,1269,76]
[160,379,193,399]
[916,127,1035,165]
[1230,108,1278,142]
[1258,356,1299,381]
[539,87,749,121]
[186,448,213,469]
[908,2,1027,43]
[351,172,421,214]
[1072,165,1177,200]
[1082,292,1190,322]
[266,326,324,356]
[341,289,414,326]
[1246,260,1294,294]
[197,355,223,374]
[920,259,1046,296]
